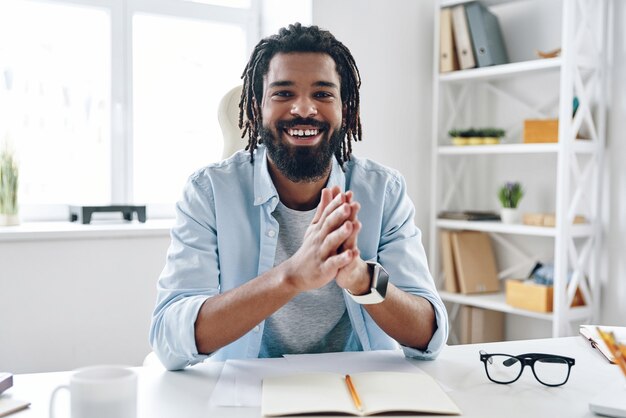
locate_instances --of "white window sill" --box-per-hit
[0,219,174,242]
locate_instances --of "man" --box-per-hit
[150,23,448,371]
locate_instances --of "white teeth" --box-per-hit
[287,128,319,137]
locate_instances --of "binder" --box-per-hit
[440,230,459,292]
[465,1,509,67]
[451,4,476,70]
[450,231,499,294]
[579,325,626,364]
[439,7,459,73]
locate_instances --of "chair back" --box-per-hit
[218,85,245,159]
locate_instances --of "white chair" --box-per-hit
[218,85,245,159]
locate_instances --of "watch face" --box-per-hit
[374,265,389,298]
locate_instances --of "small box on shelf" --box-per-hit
[523,119,559,143]
[505,279,585,313]
[522,212,587,227]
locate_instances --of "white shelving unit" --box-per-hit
[429,0,610,338]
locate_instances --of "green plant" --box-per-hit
[498,182,523,208]
[0,144,19,215]
[448,127,506,138]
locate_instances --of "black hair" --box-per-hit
[239,23,362,165]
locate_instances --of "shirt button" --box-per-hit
[253,325,260,332]
[267,230,276,238]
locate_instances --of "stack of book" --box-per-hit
[439,1,509,72]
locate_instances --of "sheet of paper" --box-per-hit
[283,349,425,374]
[209,357,298,407]
[210,350,426,407]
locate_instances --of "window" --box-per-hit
[132,14,246,208]
[0,0,258,221]
[0,1,111,215]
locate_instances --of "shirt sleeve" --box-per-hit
[376,173,449,359]
[149,173,219,370]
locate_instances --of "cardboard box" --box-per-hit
[523,119,559,143]
[455,306,504,344]
[522,212,587,227]
[505,279,585,312]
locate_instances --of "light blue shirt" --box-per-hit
[150,145,448,371]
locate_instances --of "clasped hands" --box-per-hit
[283,185,370,296]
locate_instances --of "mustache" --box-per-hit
[276,118,329,130]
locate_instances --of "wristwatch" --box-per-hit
[346,261,389,304]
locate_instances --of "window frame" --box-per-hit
[13,0,260,222]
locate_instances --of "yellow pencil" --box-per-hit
[597,327,626,377]
[345,374,363,412]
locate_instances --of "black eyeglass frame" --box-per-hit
[479,351,576,387]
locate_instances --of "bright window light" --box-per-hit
[0,0,111,206]
[184,0,251,8]
[132,14,247,205]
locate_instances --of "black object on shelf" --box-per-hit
[69,205,147,224]
[438,210,501,221]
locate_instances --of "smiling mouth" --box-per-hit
[284,128,320,139]
[283,127,324,144]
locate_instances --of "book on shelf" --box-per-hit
[438,210,501,221]
[458,306,505,344]
[439,7,459,72]
[450,4,476,69]
[465,1,509,67]
[440,230,459,293]
[450,231,500,294]
[261,371,461,417]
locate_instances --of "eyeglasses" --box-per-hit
[479,350,575,387]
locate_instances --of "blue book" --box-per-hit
[465,2,509,67]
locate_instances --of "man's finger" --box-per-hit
[312,188,332,224]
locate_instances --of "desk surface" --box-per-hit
[4,337,624,418]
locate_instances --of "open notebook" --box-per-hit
[261,371,461,417]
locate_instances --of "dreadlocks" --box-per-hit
[239,23,362,166]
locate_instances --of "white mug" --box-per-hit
[49,365,137,418]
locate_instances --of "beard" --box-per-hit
[260,118,344,183]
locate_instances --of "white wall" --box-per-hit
[0,235,170,373]
[312,0,435,241]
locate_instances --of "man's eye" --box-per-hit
[315,91,333,98]
[273,91,292,98]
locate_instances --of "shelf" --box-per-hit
[0,219,174,242]
[438,141,597,155]
[440,0,522,7]
[439,58,561,83]
[436,219,593,237]
[439,290,592,321]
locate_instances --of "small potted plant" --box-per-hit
[0,143,19,226]
[498,181,523,224]
[448,127,506,146]
[481,128,506,145]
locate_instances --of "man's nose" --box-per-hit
[290,97,318,118]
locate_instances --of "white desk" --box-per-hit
[4,337,624,418]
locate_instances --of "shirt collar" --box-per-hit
[253,145,347,207]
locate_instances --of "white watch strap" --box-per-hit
[345,262,388,305]
[345,288,385,304]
